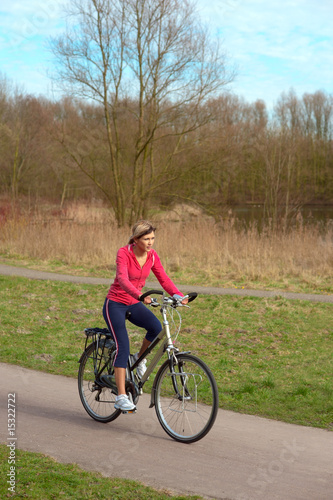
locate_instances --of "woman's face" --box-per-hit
[134,231,155,253]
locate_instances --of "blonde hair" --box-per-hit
[128,220,156,244]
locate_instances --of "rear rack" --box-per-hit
[83,327,114,352]
[84,327,111,337]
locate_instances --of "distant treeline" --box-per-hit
[0,80,332,224]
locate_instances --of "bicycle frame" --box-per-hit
[130,302,177,384]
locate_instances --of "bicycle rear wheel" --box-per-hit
[154,353,219,443]
[78,342,121,422]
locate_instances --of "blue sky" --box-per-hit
[0,0,332,109]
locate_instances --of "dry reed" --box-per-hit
[0,201,332,290]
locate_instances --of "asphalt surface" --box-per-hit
[1,363,332,500]
[1,264,333,499]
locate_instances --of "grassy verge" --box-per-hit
[0,445,201,500]
[0,275,332,429]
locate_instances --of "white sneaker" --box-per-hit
[133,352,147,379]
[114,394,136,411]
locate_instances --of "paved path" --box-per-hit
[0,263,332,303]
[0,362,332,500]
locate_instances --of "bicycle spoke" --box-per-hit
[78,343,121,423]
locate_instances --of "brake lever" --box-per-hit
[174,295,190,308]
[149,298,160,307]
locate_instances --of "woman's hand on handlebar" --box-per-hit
[143,296,152,305]
[173,294,188,305]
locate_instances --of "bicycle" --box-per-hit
[78,290,219,443]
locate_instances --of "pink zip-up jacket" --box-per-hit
[107,244,182,305]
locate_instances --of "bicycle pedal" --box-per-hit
[122,409,137,414]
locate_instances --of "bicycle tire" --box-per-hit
[78,342,121,423]
[154,353,219,443]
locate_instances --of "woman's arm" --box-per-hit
[115,248,141,300]
[151,251,183,297]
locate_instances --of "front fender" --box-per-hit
[149,351,191,408]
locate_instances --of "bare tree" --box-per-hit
[301,90,333,140]
[49,0,233,225]
[253,127,303,229]
[275,90,333,202]
[0,90,49,200]
[187,95,268,212]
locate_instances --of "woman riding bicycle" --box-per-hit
[103,220,187,412]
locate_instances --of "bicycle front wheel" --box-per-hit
[78,342,121,423]
[154,353,219,443]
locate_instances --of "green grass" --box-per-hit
[0,275,332,429]
[170,267,333,295]
[0,445,201,500]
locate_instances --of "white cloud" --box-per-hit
[0,0,65,18]
[0,0,66,46]
[197,0,333,106]
[0,0,67,97]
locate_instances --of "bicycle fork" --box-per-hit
[148,307,191,408]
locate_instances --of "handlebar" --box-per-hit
[184,292,198,303]
[139,289,198,306]
[139,290,164,300]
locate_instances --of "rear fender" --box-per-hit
[78,342,96,363]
